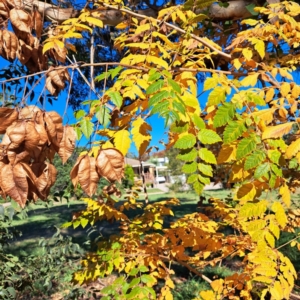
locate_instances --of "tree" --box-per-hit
[165,148,183,176]
[123,164,135,188]
[1,0,300,299]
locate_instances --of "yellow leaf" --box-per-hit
[113,130,131,156]
[240,73,259,87]
[102,140,114,149]
[286,138,300,159]
[279,183,291,207]
[211,279,224,293]
[146,56,169,70]
[280,82,291,97]
[131,117,152,157]
[270,281,284,300]
[217,144,236,163]
[115,22,129,29]
[254,39,265,59]
[292,84,300,98]
[272,202,288,228]
[242,48,253,60]
[63,31,83,39]
[265,88,275,102]
[265,232,275,247]
[85,16,103,27]
[233,58,242,70]
[252,108,275,124]
[262,123,294,140]
[236,183,256,202]
[43,41,55,53]
[166,277,175,289]
[199,290,216,300]
[135,23,151,34]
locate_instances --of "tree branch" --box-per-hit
[103,4,231,60]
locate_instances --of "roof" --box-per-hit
[125,157,156,167]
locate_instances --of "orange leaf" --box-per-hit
[96,148,124,183]
[262,123,294,140]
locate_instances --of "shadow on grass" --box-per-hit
[8,196,204,254]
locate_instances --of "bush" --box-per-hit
[0,203,86,299]
[123,165,135,189]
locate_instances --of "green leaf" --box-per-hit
[141,274,156,285]
[74,109,85,120]
[146,80,164,95]
[199,148,217,164]
[151,101,169,115]
[254,163,270,179]
[271,164,282,176]
[96,106,110,128]
[247,92,265,106]
[170,122,189,133]
[149,90,169,106]
[101,285,114,295]
[129,268,139,276]
[6,287,16,298]
[110,66,123,79]
[244,150,266,171]
[187,174,198,183]
[95,72,110,82]
[167,78,181,94]
[236,137,256,160]
[173,100,186,115]
[74,127,82,140]
[139,265,149,273]
[174,134,196,149]
[148,72,161,81]
[207,86,226,106]
[80,118,94,139]
[198,174,210,185]
[213,103,235,128]
[177,148,197,161]
[198,163,213,176]
[128,277,141,288]
[194,180,204,195]
[223,121,247,144]
[198,129,222,144]
[246,3,259,15]
[269,173,276,188]
[182,161,197,173]
[192,114,205,129]
[268,150,281,165]
[109,91,123,109]
[127,286,143,299]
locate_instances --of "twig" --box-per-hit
[90,31,95,91]
[0,62,243,86]
[276,235,299,250]
[140,160,149,205]
[63,68,74,121]
[67,56,115,111]
[102,4,231,60]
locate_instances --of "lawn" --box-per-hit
[4,188,300,299]
[6,189,230,255]
[6,187,299,256]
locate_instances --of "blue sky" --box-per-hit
[0,57,202,155]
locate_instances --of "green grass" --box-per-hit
[7,188,299,257]
[145,188,165,193]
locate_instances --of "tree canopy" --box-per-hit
[1,0,300,298]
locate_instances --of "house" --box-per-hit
[124,157,167,185]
